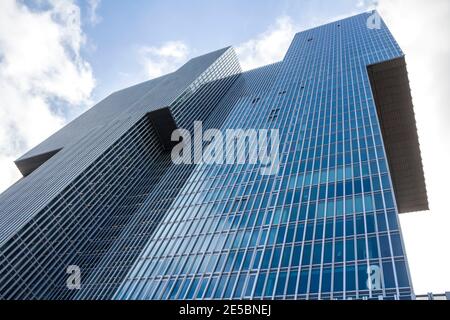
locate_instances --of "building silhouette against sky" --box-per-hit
[0,12,427,300]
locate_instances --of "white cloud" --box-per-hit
[236,16,296,71]
[375,0,450,294]
[139,41,190,79]
[87,0,102,26]
[0,0,95,192]
[233,13,364,72]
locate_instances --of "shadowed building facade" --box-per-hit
[0,12,427,300]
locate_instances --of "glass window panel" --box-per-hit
[382,262,396,289]
[287,270,298,295]
[252,250,262,269]
[391,234,404,257]
[356,216,365,235]
[196,278,209,299]
[335,240,344,263]
[333,266,344,292]
[345,197,353,214]
[281,245,292,268]
[317,201,326,218]
[355,196,364,213]
[376,213,387,232]
[325,220,334,238]
[295,224,304,242]
[261,248,273,269]
[346,238,355,261]
[309,268,320,293]
[357,238,367,260]
[233,274,247,299]
[346,265,356,292]
[204,277,218,299]
[301,243,312,266]
[271,247,282,269]
[335,219,344,238]
[244,275,256,297]
[379,235,392,258]
[312,242,322,265]
[324,241,333,264]
[286,225,295,243]
[387,212,399,230]
[297,270,309,295]
[366,213,376,234]
[358,263,369,291]
[395,261,410,288]
[336,199,344,216]
[326,201,335,217]
[275,271,287,296]
[367,237,379,259]
[254,272,267,297]
[364,195,374,212]
[292,245,301,267]
[305,223,314,241]
[276,226,286,244]
[186,278,200,299]
[264,272,277,297]
[233,251,244,271]
[223,275,237,299]
[346,217,355,236]
[321,267,332,293]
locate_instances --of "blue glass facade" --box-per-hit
[114,13,414,300]
[0,12,425,300]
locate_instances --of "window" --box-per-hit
[268,107,280,121]
[265,272,277,297]
[323,242,333,263]
[254,272,267,297]
[244,275,256,297]
[223,275,237,298]
[312,242,322,265]
[270,247,282,268]
[301,243,312,265]
[334,267,344,292]
[321,267,332,293]
[335,240,344,263]
[286,271,298,295]
[309,268,320,293]
[395,261,410,288]
[346,265,356,291]
[252,97,261,104]
[298,270,309,294]
[281,245,292,267]
[261,248,273,269]
[233,274,247,298]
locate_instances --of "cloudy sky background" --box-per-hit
[0,0,448,294]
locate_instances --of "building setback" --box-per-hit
[0,12,427,300]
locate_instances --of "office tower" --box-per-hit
[0,12,427,300]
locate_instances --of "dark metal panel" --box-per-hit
[146,108,178,151]
[14,148,62,177]
[367,57,429,213]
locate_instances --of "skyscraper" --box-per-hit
[0,12,427,300]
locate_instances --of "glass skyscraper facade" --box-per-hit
[0,12,427,300]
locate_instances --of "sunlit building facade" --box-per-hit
[0,12,427,300]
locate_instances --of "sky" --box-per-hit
[0,0,449,295]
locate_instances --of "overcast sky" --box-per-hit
[0,0,449,294]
